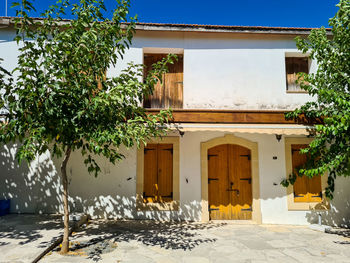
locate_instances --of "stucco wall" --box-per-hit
[109,30,317,110]
[0,27,348,225]
[1,132,349,227]
[1,28,316,110]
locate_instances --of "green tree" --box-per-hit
[285,0,350,199]
[0,0,174,253]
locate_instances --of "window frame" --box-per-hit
[285,137,329,211]
[285,55,310,94]
[136,136,180,211]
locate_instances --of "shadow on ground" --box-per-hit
[325,227,350,245]
[0,214,63,247]
[64,220,225,262]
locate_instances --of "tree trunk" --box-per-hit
[60,147,71,254]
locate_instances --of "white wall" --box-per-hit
[1,27,348,225]
[1,27,315,110]
[115,30,317,110]
[1,132,349,227]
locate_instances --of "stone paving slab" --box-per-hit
[1,215,350,263]
[0,214,63,263]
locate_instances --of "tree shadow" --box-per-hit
[0,214,63,246]
[63,220,225,262]
[305,176,350,228]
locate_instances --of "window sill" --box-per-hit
[287,199,330,211]
[136,197,179,211]
[286,90,308,94]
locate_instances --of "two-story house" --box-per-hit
[0,18,349,226]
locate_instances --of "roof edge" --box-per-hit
[0,16,332,35]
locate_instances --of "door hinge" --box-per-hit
[163,148,173,154]
[240,154,251,160]
[161,192,173,198]
[208,178,219,183]
[144,148,155,154]
[311,192,322,198]
[143,192,155,198]
[208,154,218,160]
[240,178,252,184]
[294,192,304,198]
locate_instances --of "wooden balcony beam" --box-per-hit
[146,109,321,125]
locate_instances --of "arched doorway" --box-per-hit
[201,134,261,223]
[208,144,252,220]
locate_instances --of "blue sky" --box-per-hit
[1,0,339,28]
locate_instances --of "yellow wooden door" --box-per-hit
[208,144,252,220]
[229,145,252,220]
[208,144,230,220]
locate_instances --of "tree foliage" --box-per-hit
[0,0,175,253]
[285,0,350,199]
[0,0,174,174]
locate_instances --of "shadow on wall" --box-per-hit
[0,144,63,214]
[69,194,202,221]
[0,144,202,221]
[306,176,350,228]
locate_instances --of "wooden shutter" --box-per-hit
[308,175,322,202]
[143,144,158,202]
[286,57,309,91]
[165,55,183,108]
[143,54,164,108]
[143,143,173,203]
[143,54,183,109]
[157,144,173,202]
[291,144,322,203]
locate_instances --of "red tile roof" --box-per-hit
[0,17,331,34]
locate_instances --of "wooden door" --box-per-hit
[208,145,230,219]
[229,145,252,220]
[208,144,252,220]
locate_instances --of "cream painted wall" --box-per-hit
[1,132,349,226]
[109,30,317,110]
[0,27,348,225]
[1,28,316,110]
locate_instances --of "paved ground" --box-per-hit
[1,215,350,263]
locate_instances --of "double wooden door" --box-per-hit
[208,144,252,220]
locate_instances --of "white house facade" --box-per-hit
[0,19,349,226]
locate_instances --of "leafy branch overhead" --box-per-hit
[0,0,176,253]
[285,0,350,199]
[0,0,175,176]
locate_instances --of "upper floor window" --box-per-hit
[143,53,183,109]
[285,57,309,93]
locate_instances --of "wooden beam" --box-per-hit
[146,109,320,125]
